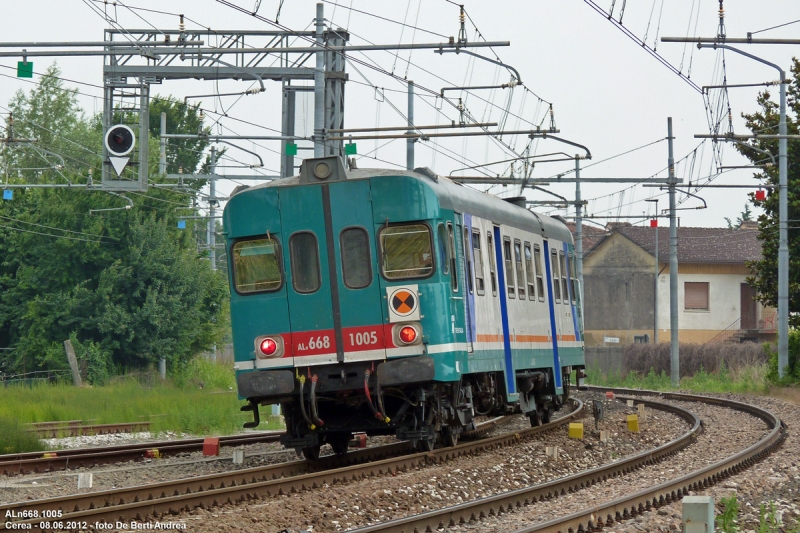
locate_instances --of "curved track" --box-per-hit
[0,432,283,475]
[0,404,582,529]
[343,389,784,533]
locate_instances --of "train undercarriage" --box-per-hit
[242,360,579,460]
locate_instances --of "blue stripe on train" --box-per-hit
[464,214,476,344]
[543,240,562,389]
[563,241,581,342]
[493,226,516,395]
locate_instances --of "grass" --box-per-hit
[0,417,47,454]
[0,358,284,453]
[586,362,771,394]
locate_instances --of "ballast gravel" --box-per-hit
[175,398,690,532]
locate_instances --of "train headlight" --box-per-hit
[313,161,332,179]
[255,336,284,358]
[393,323,422,346]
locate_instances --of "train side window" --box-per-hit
[447,223,458,292]
[232,236,282,294]
[551,249,561,302]
[290,232,321,293]
[570,252,578,304]
[503,236,515,298]
[473,230,485,295]
[559,251,569,304]
[380,223,434,280]
[463,227,474,294]
[514,240,525,299]
[437,224,450,275]
[524,242,535,301]
[487,232,497,296]
[340,227,372,289]
[534,244,545,301]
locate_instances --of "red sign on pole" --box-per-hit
[650,219,658,228]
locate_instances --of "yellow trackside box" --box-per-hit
[627,414,640,433]
[568,423,584,439]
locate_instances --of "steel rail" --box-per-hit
[0,432,283,475]
[0,417,513,519]
[2,405,581,527]
[345,395,699,533]
[508,388,785,533]
[27,422,152,439]
[343,389,783,533]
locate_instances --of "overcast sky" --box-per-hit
[1,1,799,228]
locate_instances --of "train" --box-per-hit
[223,156,586,459]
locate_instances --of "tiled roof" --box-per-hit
[562,221,608,252]
[582,224,763,264]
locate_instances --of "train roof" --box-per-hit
[230,166,573,243]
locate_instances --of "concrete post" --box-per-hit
[63,340,83,387]
[159,112,167,175]
[314,3,324,158]
[668,117,680,387]
[407,80,414,171]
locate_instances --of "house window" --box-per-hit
[685,282,709,310]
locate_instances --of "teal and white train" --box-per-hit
[223,156,586,458]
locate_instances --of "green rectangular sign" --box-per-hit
[344,143,357,155]
[17,62,33,78]
[285,143,298,156]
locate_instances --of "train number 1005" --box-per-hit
[349,332,378,346]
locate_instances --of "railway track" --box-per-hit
[27,421,152,438]
[0,403,581,529]
[344,388,784,533]
[0,431,284,475]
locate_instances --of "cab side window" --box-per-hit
[340,227,372,289]
[290,232,321,293]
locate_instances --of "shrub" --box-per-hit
[766,329,800,383]
[0,417,46,454]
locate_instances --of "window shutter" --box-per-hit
[684,282,709,309]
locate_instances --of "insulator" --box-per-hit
[179,14,185,32]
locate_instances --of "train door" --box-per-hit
[328,180,386,362]
[542,239,564,393]
[453,215,475,353]
[278,185,338,365]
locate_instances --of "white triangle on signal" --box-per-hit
[109,156,130,176]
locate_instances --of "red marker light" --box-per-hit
[398,326,418,344]
[755,189,766,201]
[259,338,278,356]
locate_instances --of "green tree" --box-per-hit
[0,64,228,376]
[736,57,800,327]
[149,96,209,175]
[725,203,753,229]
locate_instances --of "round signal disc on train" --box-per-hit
[389,288,417,317]
[259,338,277,356]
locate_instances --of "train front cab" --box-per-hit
[225,160,471,454]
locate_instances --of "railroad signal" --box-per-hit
[105,124,136,177]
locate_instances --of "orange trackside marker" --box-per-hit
[203,437,221,456]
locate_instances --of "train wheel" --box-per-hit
[442,428,459,447]
[328,434,350,456]
[302,444,321,461]
[528,410,542,427]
